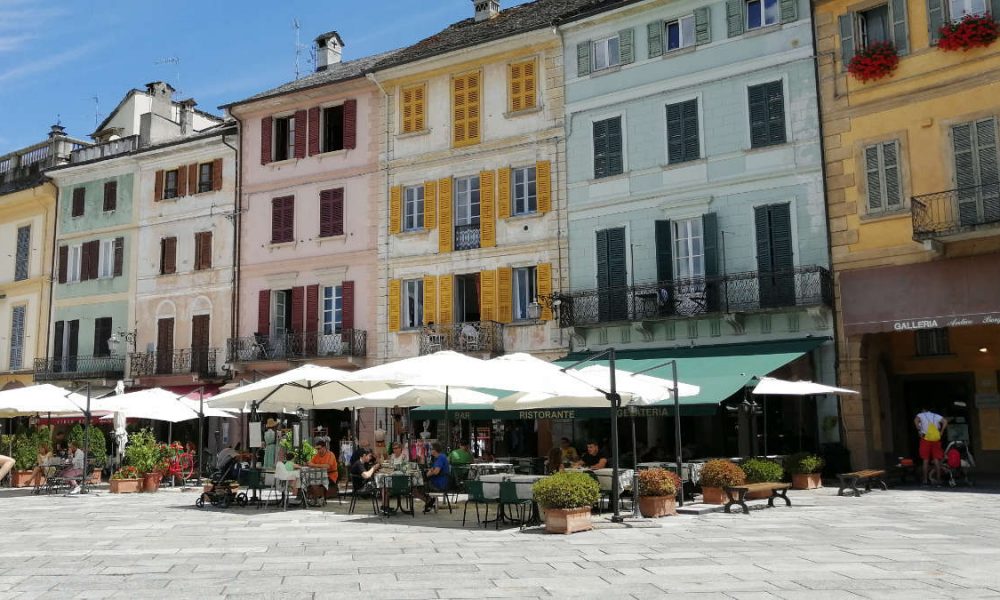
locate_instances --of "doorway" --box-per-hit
[895,373,974,459]
[454,274,480,323]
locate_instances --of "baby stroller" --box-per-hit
[941,441,975,487]
[196,457,246,508]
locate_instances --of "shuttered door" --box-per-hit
[53,321,64,372]
[258,290,271,335]
[341,281,355,331]
[596,228,628,322]
[191,315,211,374]
[438,275,453,325]
[755,204,795,308]
[290,285,304,336]
[496,267,513,324]
[388,279,401,332]
[954,119,1000,226]
[654,220,673,315]
[67,320,79,372]
[702,213,721,312]
[156,318,174,375]
[343,99,357,150]
[423,275,437,326]
[480,170,495,247]
[480,270,496,321]
[537,263,552,320]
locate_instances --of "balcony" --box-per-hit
[912,183,1000,242]
[33,355,125,382]
[227,329,367,363]
[419,321,504,356]
[70,135,139,164]
[130,348,221,379]
[558,266,833,328]
[454,224,480,251]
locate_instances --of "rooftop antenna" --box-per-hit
[154,56,182,95]
[91,97,100,128]
[293,18,305,79]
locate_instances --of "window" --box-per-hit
[864,141,903,213]
[404,185,424,231]
[71,187,85,217]
[593,116,624,179]
[746,0,779,29]
[160,237,177,275]
[454,175,481,251]
[68,245,82,283]
[673,218,705,279]
[319,188,344,237]
[14,225,29,282]
[666,99,700,164]
[9,305,25,371]
[402,279,424,329]
[592,35,621,71]
[748,81,786,148]
[949,0,987,19]
[271,196,295,243]
[916,328,950,356]
[512,166,537,215]
[322,105,345,153]
[400,84,426,134]
[322,285,343,334]
[98,239,114,279]
[513,266,537,321]
[452,72,481,147]
[93,317,112,357]
[164,169,179,199]
[198,163,213,193]
[858,4,891,48]
[509,60,537,112]
[666,16,696,51]
[103,180,117,212]
[274,115,295,161]
[194,231,212,271]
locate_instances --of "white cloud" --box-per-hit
[0,41,101,85]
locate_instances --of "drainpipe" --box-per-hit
[45,184,60,370]
[366,72,391,365]
[553,21,567,350]
[223,119,242,373]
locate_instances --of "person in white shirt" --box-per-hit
[914,408,947,485]
[64,442,86,494]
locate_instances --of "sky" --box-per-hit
[0,0,528,152]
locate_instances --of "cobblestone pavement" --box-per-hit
[1,484,999,599]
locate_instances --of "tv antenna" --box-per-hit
[293,19,315,79]
[92,97,100,128]
[154,56,182,95]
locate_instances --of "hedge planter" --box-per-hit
[110,478,142,494]
[638,495,677,518]
[544,507,593,534]
[701,486,725,504]
[792,473,823,490]
[12,470,36,488]
[142,473,162,493]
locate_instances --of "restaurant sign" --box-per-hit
[446,407,678,421]
[892,314,1000,331]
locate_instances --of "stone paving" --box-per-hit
[1,483,999,599]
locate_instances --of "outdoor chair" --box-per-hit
[260,462,298,510]
[460,324,480,351]
[462,479,497,527]
[387,474,415,517]
[348,477,380,516]
[497,480,531,530]
[426,477,454,514]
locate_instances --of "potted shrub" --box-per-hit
[109,466,142,493]
[533,471,600,534]
[637,468,678,518]
[124,429,162,492]
[739,458,784,498]
[938,14,999,51]
[698,459,746,504]
[10,434,38,488]
[784,452,825,489]
[847,42,900,83]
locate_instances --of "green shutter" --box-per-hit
[655,220,673,283]
[748,84,768,148]
[976,119,1000,221]
[839,14,856,69]
[648,21,664,58]
[597,228,628,322]
[993,0,1000,24]
[726,0,745,37]
[683,99,700,162]
[769,204,794,272]
[780,0,798,23]
[756,204,794,308]
[666,103,684,164]
[890,0,909,54]
[577,41,592,77]
[765,81,786,146]
[607,117,624,176]
[754,205,772,271]
[694,7,712,44]
[883,142,902,209]
[619,28,635,64]
[593,119,608,178]
[864,145,884,211]
[608,227,627,289]
[596,229,610,289]
[953,122,979,225]
[702,212,721,312]
[926,0,945,44]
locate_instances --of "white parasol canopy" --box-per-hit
[98,388,235,423]
[344,351,491,387]
[206,363,390,411]
[0,383,115,417]
[315,386,498,410]
[751,377,858,396]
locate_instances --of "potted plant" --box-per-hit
[636,468,678,518]
[698,459,746,504]
[847,42,900,83]
[10,434,38,488]
[784,452,825,489]
[124,429,162,492]
[938,13,999,51]
[532,471,600,534]
[109,466,142,493]
[739,458,785,498]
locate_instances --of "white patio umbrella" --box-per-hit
[751,377,858,396]
[315,386,498,410]
[99,388,235,423]
[0,383,102,417]
[207,364,389,411]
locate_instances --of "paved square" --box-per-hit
[1,485,998,599]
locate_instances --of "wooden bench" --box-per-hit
[723,482,792,515]
[837,469,887,497]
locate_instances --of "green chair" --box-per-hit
[388,474,415,517]
[462,479,496,527]
[498,480,532,530]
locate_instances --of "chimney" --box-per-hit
[315,31,345,72]
[179,99,197,135]
[473,0,500,21]
[145,81,176,120]
[48,123,67,139]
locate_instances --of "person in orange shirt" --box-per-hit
[308,441,339,499]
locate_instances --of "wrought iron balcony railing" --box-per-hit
[557,266,833,328]
[912,182,1000,240]
[454,224,481,250]
[129,348,220,378]
[227,329,367,362]
[419,321,504,356]
[33,355,125,382]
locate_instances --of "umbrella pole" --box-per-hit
[672,360,683,506]
[82,383,91,495]
[630,412,639,518]
[444,386,451,453]
[609,348,622,523]
[198,390,204,486]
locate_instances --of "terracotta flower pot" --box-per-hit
[88,469,102,485]
[638,495,676,518]
[543,507,593,534]
[700,486,725,504]
[142,473,162,493]
[792,473,822,490]
[12,470,36,488]
[110,478,141,493]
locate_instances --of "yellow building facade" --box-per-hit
[815,0,1000,471]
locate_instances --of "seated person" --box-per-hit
[64,442,86,494]
[278,448,301,496]
[415,443,449,513]
[388,443,408,469]
[546,446,564,475]
[448,441,474,466]
[349,448,377,493]
[560,437,579,463]
[29,442,54,487]
[575,441,608,470]
[308,441,339,484]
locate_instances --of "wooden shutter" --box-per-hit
[388,279,401,332]
[648,22,664,58]
[389,185,402,234]
[194,232,204,270]
[319,189,337,237]
[58,245,68,283]
[890,0,909,55]
[424,180,437,230]
[423,275,437,325]
[749,82,784,148]
[67,320,79,362]
[305,284,319,354]
[509,60,536,112]
[438,177,453,253]
[839,14,856,69]
[257,290,270,334]
[177,164,188,197]
[452,72,481,147]
[667,100,700,164]
[72,187,85,217]
[765,82,786,146]
[196,231,212,270]
[536,160,552,214]
[882,142,902,209]
[211,158,223,191]
[341,280,355,330]
[480,270,497,321]
[607,117,623,176]
[290,286,304,334]
[865,145,884,211]
[80,240,94,281]
[702,213,720,311]
[308,107,321,156]
[726,0,744,37]
[865,142,903,212]
[191,315,210,351]
[401,85,426,134]
[480,170,495,248]
[619,28,635,64]
[161,237,177,275]
[756,204,794,272]
[272,196,294,243]
[92,318,109,356]
[497,167,511,219]
[103,181,117,212]
[188,163,198,193]
[438,275,453,325]
[154,170,164,202]
[401,86,414,133]
[293,110,307,158]
[779,0,798,23]
[343,99,357,150]
[577,41,592,77]
[53,320,64,364]
[655,220,673,283]
[113,237,123,276]
[261,116,273,165]
[89,240,100,280]
[695,7,712,44]
[496,267,512,323]
[927,0,945,44]
[157,319,174,373]
[594,119,609,179]
[537,263,552,320]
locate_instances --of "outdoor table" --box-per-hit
[565,467,633,492]
[467,462,515,480]
[375,467,424,488]
[479,473,545,527]
[637,461,704,485]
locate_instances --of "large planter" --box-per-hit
[142,473,162,493]
[543,507,593,534]
[12,470,36,488]
[638,495,676,518]
[700,486,725,504]
[792,473,823,490]
[109,478,142,494]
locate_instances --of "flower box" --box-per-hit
[142,472,162,493]
[638,495,677,518]
[12,470,36,488]
[701,486,725,504]
[88,469,102,485]
[848,42,899,83]
[938,14,999,51]
[110,478,141,494]
[792,473,823,490]
[544,507,593,534]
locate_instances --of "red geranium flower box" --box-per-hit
[848,42,900,83]
[938,13,1000,51]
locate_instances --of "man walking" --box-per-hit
[914,407,947,485]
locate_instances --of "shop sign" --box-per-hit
[893,314,1000,331]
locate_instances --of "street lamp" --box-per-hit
[107,329,137,355]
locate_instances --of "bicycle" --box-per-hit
[162,451,196,484]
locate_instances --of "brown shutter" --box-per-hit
[87,240,99,280]
[331,188,344,236]
[58,245,68,283]
[195,232,212,270]
[177,164,188,197]
[272,196,294,243]
[291,286,304,334]
[157,318,174,373]
[257,290,270,334]
[308,107,321,156]
[294,109,307,158]
[103,180,117,212]
[80,241,91,281]
[154,170,164,201]
[162,237,177,275]
[188,163,198,193]
[113,237,123,276]
[305,283,319,355]
[261,116,273,164]
[72,187,85,216]
[211,158,223,191]
[319,189,334,237]
[343,99,357,149]
[341,280,355,330]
